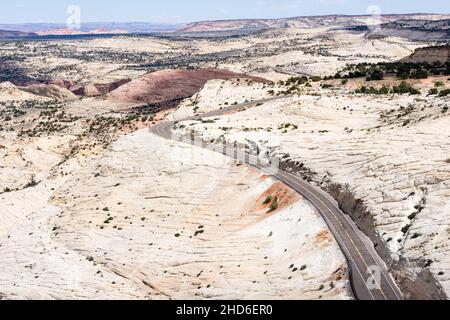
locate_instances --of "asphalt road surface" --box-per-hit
[150,97,403,300]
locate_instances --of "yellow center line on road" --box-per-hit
[275,172,387,300]
[159,125,382,299]
[249,158,379,299]
[150,97,404,300]
[281,170,401,300]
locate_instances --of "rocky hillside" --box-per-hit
[106,69,269,107]
[371,18,450,40]
[401,45,450,64]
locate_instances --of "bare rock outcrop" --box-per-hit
[0,130,351,300]
[0,82,50,101]
[401,45,450,64]
[20,84,77,101]
[72,79,131,97]
[174,84,450,300]
[106,69,270,107]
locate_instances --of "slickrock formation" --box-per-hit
[175,83,450,299]
[2,13,449,300]
[20,84,77,101]
[171,78,273,120]
[0,82,50,101]
[72,79,131,97]
[107,69,269,106]
[0,130,350,300]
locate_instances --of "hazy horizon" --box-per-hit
[0,0,448,24]
[0,12,448,26]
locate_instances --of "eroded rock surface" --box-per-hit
[0,130,350,300]
[175,82,450,299]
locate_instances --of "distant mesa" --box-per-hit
[177,14,450,33]
[369,18,450,41]
[0,29,37,39]
[35,28,129,36]
[0,22,182,36]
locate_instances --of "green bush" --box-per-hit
[355,85,390,95]
[428,88,438,95]
[392,81,420,95]
[269,198,279,212]
[379,86,390,94]
[402,224,411,234]
[263,196,273,205]
[410,70,428,79]
[367,69,384,81]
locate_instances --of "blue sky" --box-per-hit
[0,0,449,24]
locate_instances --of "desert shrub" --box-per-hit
[285,76,309,86]
[340,61,448,81]
[341,79,348,85]
[435,81,445,87]
[310,76,322,82]
[263,196,273,205]
[410,70,428,79]
[355,85,390,95]
[439,88,450,97]
[402,224,411,234]
[408,212,418,220]
[392,81,420,95]
[269,199,279,212]
[428,88,439,95]
[24,176,38,188]
[379,86,390,94]
[367,69,384,81]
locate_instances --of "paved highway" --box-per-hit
[150,97,403,300]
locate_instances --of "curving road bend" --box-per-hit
[150,97,403,301]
